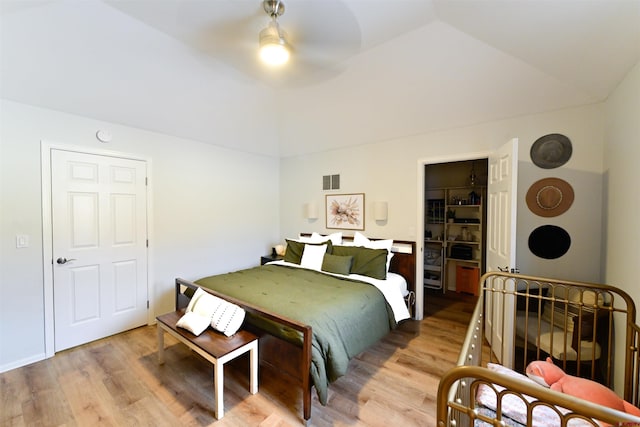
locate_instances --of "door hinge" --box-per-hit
[147,300,150,309]
[146,239,149,247]
[145,177,148,186]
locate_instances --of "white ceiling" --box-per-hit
[1,0,639,158]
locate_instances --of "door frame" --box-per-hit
[41,141,154,358]
[415,150,490,320]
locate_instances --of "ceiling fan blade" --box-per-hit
[284,0,361,65]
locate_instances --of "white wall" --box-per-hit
[603,60,640,393]
[0,100,280,372]
[280,104,606,283]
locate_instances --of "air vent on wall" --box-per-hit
[323,174,340,190]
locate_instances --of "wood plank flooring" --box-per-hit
[0,291,477,427]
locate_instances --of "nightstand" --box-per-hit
[260,254,283,265]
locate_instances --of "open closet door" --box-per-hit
[485,138,518,367]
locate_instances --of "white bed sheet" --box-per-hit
[267,260,411,323]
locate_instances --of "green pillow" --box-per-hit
[332,245,387,279]
[284,239,333,265]
[321,254,353,275]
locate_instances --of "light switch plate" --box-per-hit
[16,234,29,248]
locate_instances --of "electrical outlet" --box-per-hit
[16,235,29,248]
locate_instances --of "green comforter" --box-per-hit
[195,263,394,405]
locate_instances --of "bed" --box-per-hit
[175,233,415,423]
[437,272,640,426]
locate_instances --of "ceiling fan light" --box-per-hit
[260,42,289,66]
[259,19,289,66]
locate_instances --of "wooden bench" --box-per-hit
[156,310,258,419]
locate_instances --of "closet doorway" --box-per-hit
[423,159,488,314]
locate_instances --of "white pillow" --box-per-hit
[300,243,328,270]
[183,287,246,337]
[211,300,246,337]
[176,311,211,336]
[353,231,393,251]
[314,232,343,245]
[353,232,394,272]
[177,287,218,336]
[298,232,343,245]
[386,252,395,272]
[186,287,219,318]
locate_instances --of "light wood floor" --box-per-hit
[0,291,477,427]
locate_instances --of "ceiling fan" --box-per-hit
[255,0,364,77]
[104,0,362,86]
[258,0,290,66]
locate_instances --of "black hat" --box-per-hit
[528,225,571,259]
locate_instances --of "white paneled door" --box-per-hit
[485,138,518,367]
[51,149,148,352]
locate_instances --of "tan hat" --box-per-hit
[526,177,574,217]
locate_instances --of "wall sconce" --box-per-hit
[373,201,388,221]
[305,201,318,220]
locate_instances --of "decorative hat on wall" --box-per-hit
[528,225,571,259]
[525,177,574,217]
[530,133,572,169]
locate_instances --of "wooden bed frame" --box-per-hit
[175,237,415,423]
[437,272,640,426]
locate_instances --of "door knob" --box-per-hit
[56,257,77,265]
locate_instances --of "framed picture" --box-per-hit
[325,193,365,230]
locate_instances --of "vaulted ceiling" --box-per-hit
[1,0,639,157]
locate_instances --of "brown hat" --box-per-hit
[526,177,574,217]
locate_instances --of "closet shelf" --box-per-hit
[425,186,485,294]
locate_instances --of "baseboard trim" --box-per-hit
[0,352,47,374]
